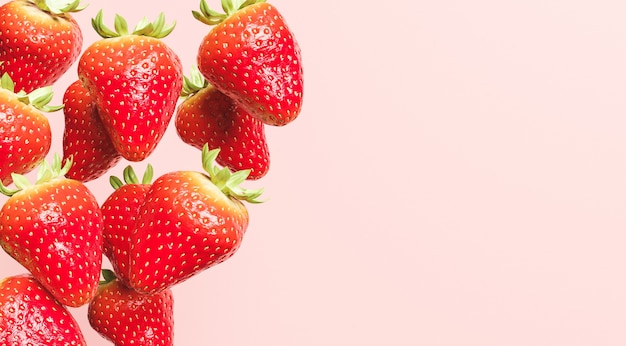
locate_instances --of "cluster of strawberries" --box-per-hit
[0,0,302,344]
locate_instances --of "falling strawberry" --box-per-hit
[101,164,153,287]
[194,0,304,126]
[0,274,87,345]
[88,269,174,346]
[0,0,85,93]
[175,66,270,179]
[128,145,263,294]
[0,73,62,186]
[62,80,122,182]
[0,155,104,308]
[78,11,183,161]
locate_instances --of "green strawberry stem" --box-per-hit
[192,0,266,26]
[180,65,209,98]
[91,10,176,39]
[99,269,117,286]
[0,154,72,197]
[0,73,63,112]
[32,0,87,15]
[109,164,154,190]
[202,145,264,203]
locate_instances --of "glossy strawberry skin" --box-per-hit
[128,171,249,294]
[0,88,51,186]
[78,35,183,161]
[101,182,151,287]
[0,178,104,307]
[0,0,83,93]
[197,2,303,126]
[0,274,87,345]
[88,278,174,346]
[63,80,122,182]
[175,85,270,180]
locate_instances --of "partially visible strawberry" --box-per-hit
[0,0,85,93]
[101,164,153,286]
[62,80,122,182]
[0,155,104,307]
[194,0,304,126]
[0,73,62,186]
[88,269,174,346]
[0,274,87,345]
[128,145,263,294]
[78,11,183,161]
[175,66,270,180]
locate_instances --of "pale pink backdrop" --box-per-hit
[1,0,626,345]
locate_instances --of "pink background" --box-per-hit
[2,0,626,345]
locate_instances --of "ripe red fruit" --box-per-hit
[0,0,84,93]
[0,73,62,186]
[0,155,104,307]
[78,11,183,161]
[0,274,87,345]
[62,80,122,182]
[128,145,263,294]
[101,164,153,286]
[88,270,174,346]
[175,66,270,179]
[194,0,303,126]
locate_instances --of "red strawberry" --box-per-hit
[194,0,303,126]
[88,269,174,346]
[0,0,84,93]
[175,66,270,179]
[101,164,153,286]
[0,73,62,186]
[128,145,263,294]
[0,274,87,345]
[78,11,183,161]
[0,155,104,307]
[62,80,122,182]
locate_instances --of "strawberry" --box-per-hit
[128,145,263,294]
[194,0,304,126]
[0,155,104,307]
[175,66,270,180]
[0,0,85,93]
[101,164,153,287]
[0,274,87,345]
[88,269,174,346]
[78,11,184,161]
[0,73,62,186]
[62,80,122,182]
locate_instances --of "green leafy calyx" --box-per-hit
[32,0,87,15]
[192,0,266,26]
[0,154,72,197]
[201,145,264,203]
[91,10,176,39]
[181,65,209,98]
[99,269,117,286]
[0,73,63,112]
[109,164,154,190]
